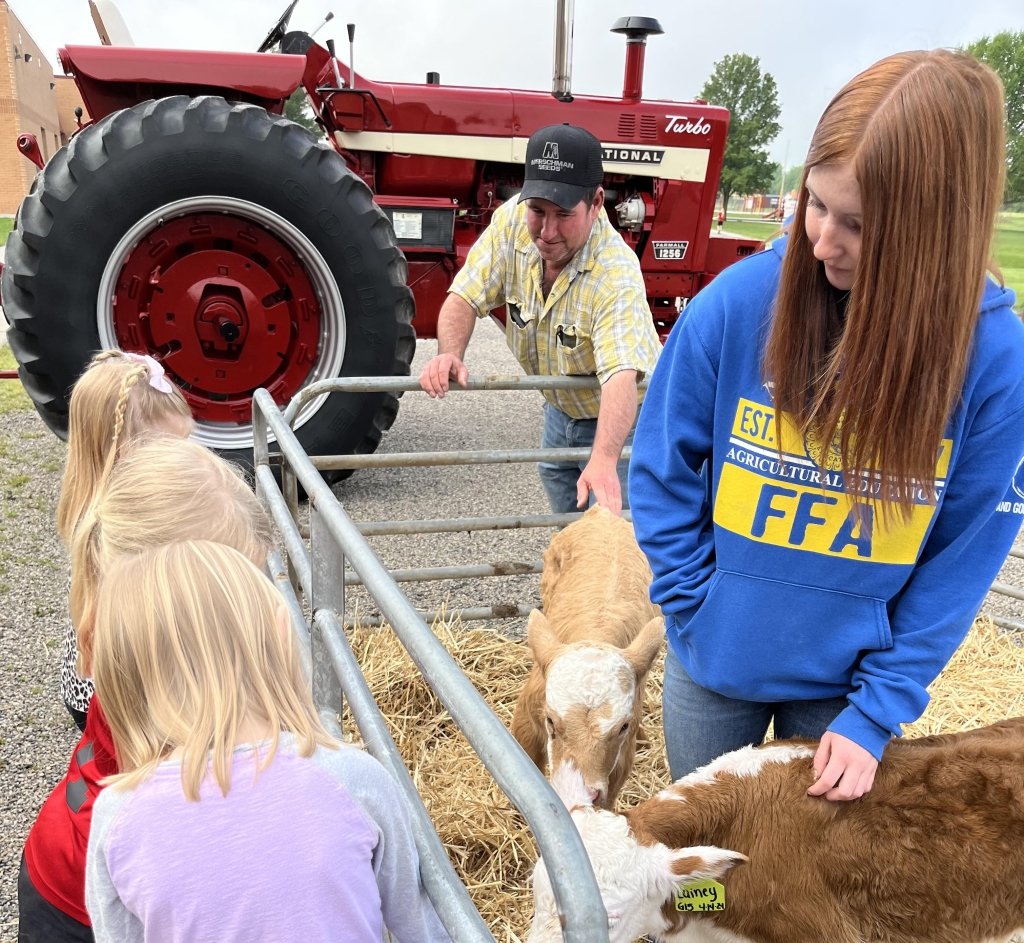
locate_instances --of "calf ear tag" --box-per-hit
[675,879,726,913]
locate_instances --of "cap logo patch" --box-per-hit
[542,141,560,159]
[532,150,573,173]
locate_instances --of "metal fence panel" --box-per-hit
[259,372,1024,942]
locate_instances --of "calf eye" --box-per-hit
[546,716,555,731]
[619,721,630,734]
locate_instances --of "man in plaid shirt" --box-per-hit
[420,124,660,515]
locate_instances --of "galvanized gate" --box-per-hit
[251,378,616,943]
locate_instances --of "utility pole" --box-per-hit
[776,139,790,220]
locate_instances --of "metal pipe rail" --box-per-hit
[258,465,313,599]
[349,603,538,630]
[282,373,648,424]
[991,580,1024,603]
[253,388,610,943]
[314,605,491,938]
[309,445,631,471]
[297,510,634,540]
[356,510,632,537]
[344,560,543,586]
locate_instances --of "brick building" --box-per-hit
[0,2,87,215]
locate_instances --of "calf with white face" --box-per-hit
[514,612,664,808]
[530,721,1024,943]
[528,762,746,943]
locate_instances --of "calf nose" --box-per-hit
[586,786,602,805]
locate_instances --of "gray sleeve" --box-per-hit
[85,786,146,943]
[310,745,453,943]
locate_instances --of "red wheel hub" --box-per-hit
[111,214,322,423]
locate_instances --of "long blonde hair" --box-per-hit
[57,350,193,546]
[765,50,1005,521]
[70,438,273,673]
[94,541,334,800]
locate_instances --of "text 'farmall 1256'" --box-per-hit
[2,0,761,467]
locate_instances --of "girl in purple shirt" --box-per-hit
[85,540,451,943]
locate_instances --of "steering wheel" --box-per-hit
[257,0,302,53]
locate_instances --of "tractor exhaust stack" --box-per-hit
[611,16,664,103]
[551,0,574,103]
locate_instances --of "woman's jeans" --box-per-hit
[537,402,633,514]
[662,643,849,780]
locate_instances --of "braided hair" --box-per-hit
[56,350,192,547]
[108,363,149,466]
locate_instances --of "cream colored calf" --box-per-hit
[511,506,663,808]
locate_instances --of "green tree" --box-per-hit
[966,31,1023,204]
[284,89,320,135]
[700,54,782,218]
[783,163,804,193]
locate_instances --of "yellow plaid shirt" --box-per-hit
[449,197,661,419]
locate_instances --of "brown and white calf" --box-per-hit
[510,505,664,809]
[529,720,1024,943]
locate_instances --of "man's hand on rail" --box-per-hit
[421,293,476,398]
[420,354,469,398]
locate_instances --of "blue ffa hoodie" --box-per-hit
[630,240,1024,759]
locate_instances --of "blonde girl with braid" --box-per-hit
[20,438,271,943]
[56,351,192,728]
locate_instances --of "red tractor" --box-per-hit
[2,0,760,468]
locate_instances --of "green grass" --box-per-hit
[0,218,14,245]
[718,212,1023,313]
[994,213,1023,312]
[719,218,783,242]
[0,346,32,414]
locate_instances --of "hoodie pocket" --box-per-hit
[675,569,892,700]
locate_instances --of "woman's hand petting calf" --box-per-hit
[807,731,878,801]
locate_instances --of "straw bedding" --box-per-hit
[342,615,1024,942]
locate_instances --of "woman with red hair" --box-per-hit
[631,50,1024,800]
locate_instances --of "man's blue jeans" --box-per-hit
[537,402,633,514]
[662,644,848,779]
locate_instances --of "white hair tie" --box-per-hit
[122,352,174,395]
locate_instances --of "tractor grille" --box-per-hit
[640,115,658,140]
[617,113,636,138]
[380,206,455,252]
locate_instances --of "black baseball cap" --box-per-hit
[520,124,604,210]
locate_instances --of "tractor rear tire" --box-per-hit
[1,95,415,475]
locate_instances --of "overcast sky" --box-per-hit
[15,0,1024,170]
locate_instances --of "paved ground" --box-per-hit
[2,321,1024,938]
[331,320,552,636]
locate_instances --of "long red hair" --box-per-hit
[765,50,1006,521]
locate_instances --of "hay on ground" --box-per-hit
[903,616,1024,737]
[342,614,1023,942]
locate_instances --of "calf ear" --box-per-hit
[624,616,665,677]
[527,610,562,671]
[670,846,747,882]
